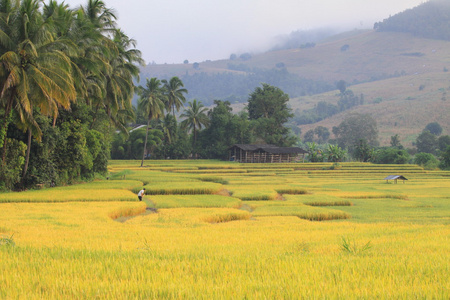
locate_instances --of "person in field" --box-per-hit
[138,188,146,201]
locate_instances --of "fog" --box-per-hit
[63,0,425,64]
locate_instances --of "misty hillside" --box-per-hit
[375,0,450,40]
[140,2,450,146]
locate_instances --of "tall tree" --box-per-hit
[332,113,379,154]
[102,29,143,132]
[137,77,165,166]
[162,76,187,117]
[180,99,209,154]
[247,83,295,146]
[416,130,438,154]
[198,100,252,159]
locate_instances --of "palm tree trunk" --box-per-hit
[141,118,150,167]
[22,128,32,179]
[193,124,197,158]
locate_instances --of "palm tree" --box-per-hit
[162,76,187,117]
[83,0,116,32]
[180,99,209,155]
[0,0,76,168]
[137,78,165,166]
[157,113,177,158]
[102,29,143,132]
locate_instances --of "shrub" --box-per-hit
[414,153,439,169]
[0,138,26,190]
[374,148,410,164]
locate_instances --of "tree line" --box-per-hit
[112,83,297,161]
[301,114,450,170]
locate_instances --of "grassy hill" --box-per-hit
[141,30,450,147]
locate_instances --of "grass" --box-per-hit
[147,195,242,209]
[0,160,449,298]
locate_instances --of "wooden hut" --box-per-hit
[228,144,307,163]
[383,175,408,184]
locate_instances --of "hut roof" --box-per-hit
[257,146,308,154]
[383,175,408,180]
[229,144,278,151]
[229,144,307,154]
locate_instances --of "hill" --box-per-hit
[140,29,450,147]
[375,0,450,41]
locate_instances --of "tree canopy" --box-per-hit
[332,113,379,154]
[247,83,296,146]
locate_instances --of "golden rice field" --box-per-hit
[0,160,449,299]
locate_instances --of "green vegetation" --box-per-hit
[0,0,142,190]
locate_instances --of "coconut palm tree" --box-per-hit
[137,77,165,166]
[180,99,209,155]
[156,113,178,158]
[0,0,76,167]
[102,29,143,132]
[83,0,116,32]
[162,76,187,117]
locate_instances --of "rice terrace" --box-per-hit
[0,160,449,299]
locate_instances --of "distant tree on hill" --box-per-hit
[240,53,252,61]
[336,80,347,94]
[229,54,237,60]
[340,44,350,52]
[184,60,189,64]
[193,62,200,70]
[424,122,443,136]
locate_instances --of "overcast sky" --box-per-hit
[63,0,425,64]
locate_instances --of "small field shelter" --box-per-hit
[228,144,307,163]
